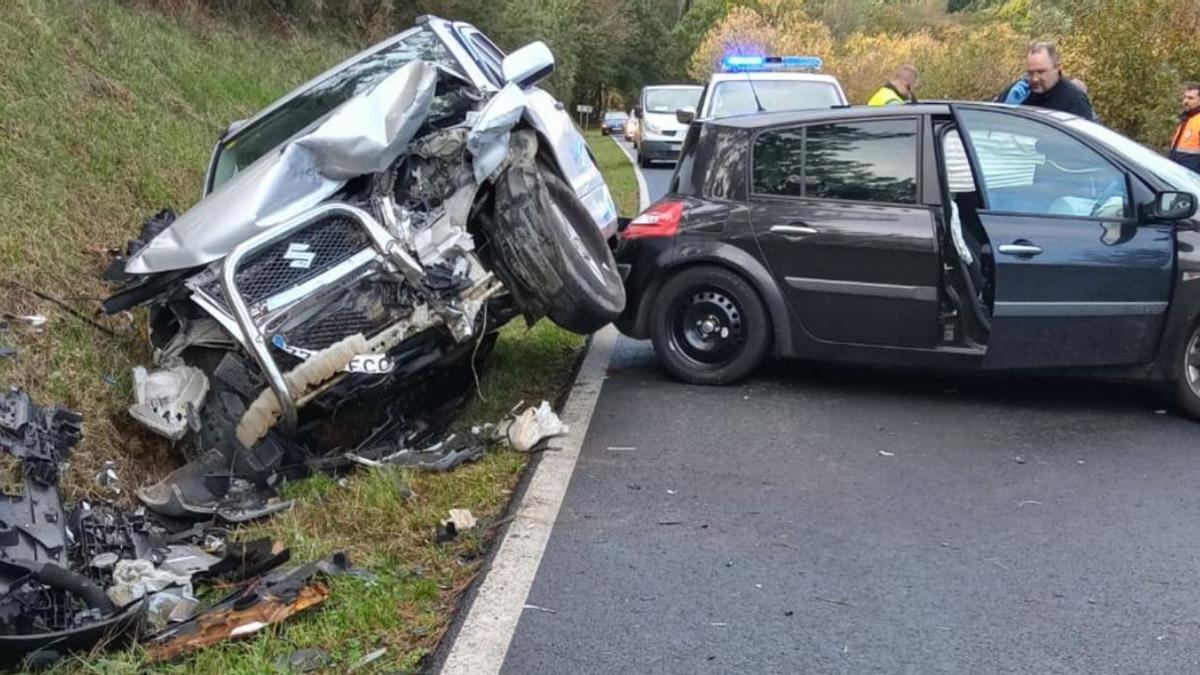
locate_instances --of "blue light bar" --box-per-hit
[723,55,765,69]
[781,56,823,70]
[721,55,823,72]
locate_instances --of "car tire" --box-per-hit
[1173,320,1200,420]
[650,265,770,385]
[489,140,625,334]
[638,150,650,168]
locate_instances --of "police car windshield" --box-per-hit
[710,80,842,117]
[1067,118,1200,193]
[210,26,460,191]
[644,88,702,114]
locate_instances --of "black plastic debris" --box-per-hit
[136,449,293,524]
[0,389,143,668]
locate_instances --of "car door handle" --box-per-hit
[998,242,1043,257]
[770,224,819,236]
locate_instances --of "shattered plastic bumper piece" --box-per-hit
[129,365,209,441]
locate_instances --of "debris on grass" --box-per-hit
[500,400,569,451]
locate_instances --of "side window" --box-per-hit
[467,32,505,85]
[957,109,1128,219]
[805,119,918,204]
[752,128,805,197]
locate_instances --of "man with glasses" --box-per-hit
[996,42,1095,121]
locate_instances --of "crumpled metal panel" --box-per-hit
[125,61,439,274]
[466,82,527,183]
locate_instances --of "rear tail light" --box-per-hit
[622,200,683,240]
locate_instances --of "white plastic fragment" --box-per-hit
[106,559,193,608]
[128,365,209,442]
[443,508,477,531]
[502,400,569,452]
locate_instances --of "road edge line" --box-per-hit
[611,136,651,210]
[439,325,619,675]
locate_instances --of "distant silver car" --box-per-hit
[103,15,624,511]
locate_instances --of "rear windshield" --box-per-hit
[604,112,628,121]
[209,27,460,191]
[644,88,702,114]
[709,80,842,117]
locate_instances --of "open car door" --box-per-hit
[950,105,1174,368]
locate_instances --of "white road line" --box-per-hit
[440,325,619,675]
[610,136,651,211]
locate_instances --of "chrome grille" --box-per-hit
[233,217,368,304]
[282,309,388,351]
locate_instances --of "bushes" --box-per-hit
[1064,0,1200,146]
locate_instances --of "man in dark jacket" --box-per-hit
[1169,84,1200,173]
[996,42,1095,120]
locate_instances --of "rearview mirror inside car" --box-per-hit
[1152,191,1197,221]
[502,41,555,89]
[676,107,696,125]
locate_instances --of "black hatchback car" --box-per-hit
[614,103,1200,417]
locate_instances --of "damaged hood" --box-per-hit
[125,60,439,275]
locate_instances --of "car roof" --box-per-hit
[701,102,1067,128]
[708,72,841,84]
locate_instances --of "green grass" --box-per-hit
[59,321,583,674]
[583,129,642,216]
[0,0,354,498]
[0,2,643,669]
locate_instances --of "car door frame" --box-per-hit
[949,103,1177,369]
[746,111,949,352]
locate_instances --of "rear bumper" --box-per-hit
[613,236,674,338]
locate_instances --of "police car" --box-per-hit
[679,55,848,125]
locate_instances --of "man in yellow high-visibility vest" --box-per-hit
[868,65,919,106]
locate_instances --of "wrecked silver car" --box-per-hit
[102,17,623,511]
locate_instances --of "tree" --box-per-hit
[663,0,729,80]
[688,4,832,79]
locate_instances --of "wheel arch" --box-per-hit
[630,242,795,358]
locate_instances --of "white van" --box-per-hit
[634,85,703,167]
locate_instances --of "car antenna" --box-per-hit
[744,68,766,113]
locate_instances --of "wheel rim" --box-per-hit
[667,286,746,367]
[1186,327,1200,397]
[547,195,609,286]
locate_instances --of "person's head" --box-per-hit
[1183,84,1200,113]
[892,65,919,97]
[1025,42,1062,94]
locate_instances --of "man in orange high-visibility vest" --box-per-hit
[1169,84,1200,173]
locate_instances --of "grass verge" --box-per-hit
[0,2,643,666]
[583,130,642,217]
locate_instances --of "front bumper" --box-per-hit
[639,137,684,161]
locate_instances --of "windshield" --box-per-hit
[604,112,628,122]
[1067,118,1200,194]
[709,80,843,117]
[210,27,460,191]
[644,88,702,114]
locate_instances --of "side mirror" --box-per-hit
[1152,191,1197,221]
[502,41,555,89]
[633,106,643,119]
[676,107,696,125]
